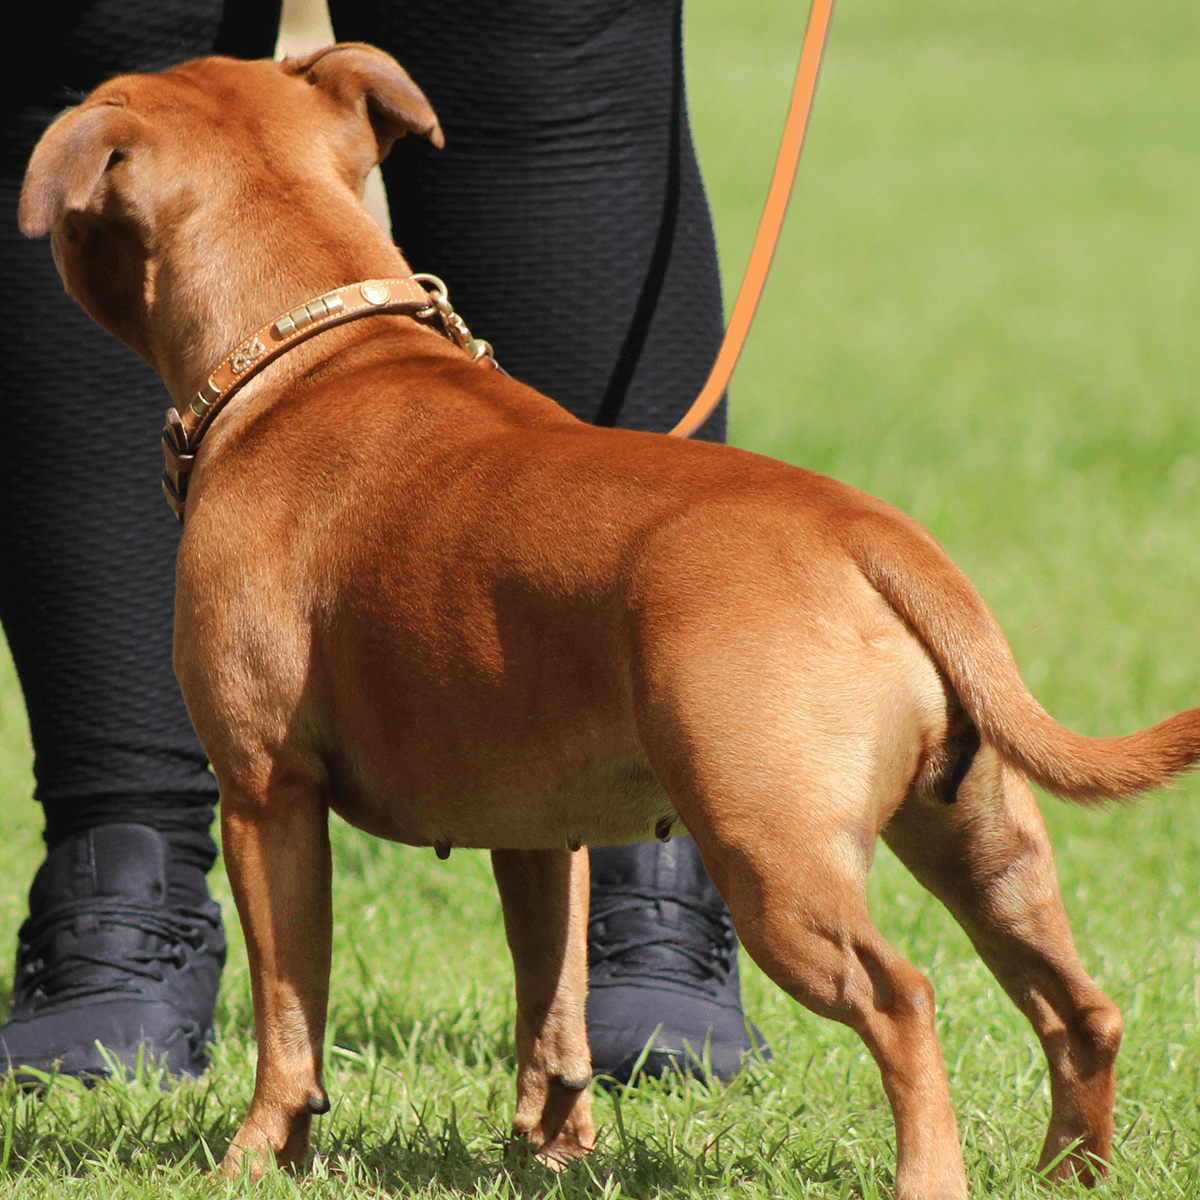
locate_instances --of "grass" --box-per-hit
[2,0,1199,1193]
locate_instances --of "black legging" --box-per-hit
[0,0,725,857]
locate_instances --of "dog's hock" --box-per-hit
[19,104,144,238]
[288,43,446,163]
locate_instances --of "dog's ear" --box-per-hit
[19,101,154,362]
[293,43,446,161]
[19,102,144,238]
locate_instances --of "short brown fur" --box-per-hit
[20,45,1200,1199]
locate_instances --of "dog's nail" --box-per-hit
[655,816,674,842]
[567,837,581,852]
[435,840,451,860]
[306,1091,331,1115]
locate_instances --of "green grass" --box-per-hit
[2,0,1199,1194]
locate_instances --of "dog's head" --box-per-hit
[18,45,443,373]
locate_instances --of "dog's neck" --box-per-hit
[146,195,413,407]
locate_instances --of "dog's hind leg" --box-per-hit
[217,777,333,1178]
[882,745,1122,1187]
[684,811,969,1200]
[491,847,595,1170]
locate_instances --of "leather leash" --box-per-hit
[161,273,498,520]
[669,0,835,438]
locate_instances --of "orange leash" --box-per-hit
[669,0,835,438]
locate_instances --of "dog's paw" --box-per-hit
[1037,1123,1111,1190]
[1039,1148,1108,1190]
[508,1089,595,1171]
[219,1111,314,1179]
[505,1129,595,1174]
[218,1139,271,1181]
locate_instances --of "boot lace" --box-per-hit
[14,898,218,1009]
[587,886,737,996]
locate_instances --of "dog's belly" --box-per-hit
[326,749,676,851]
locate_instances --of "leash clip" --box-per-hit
[411,272,502,371]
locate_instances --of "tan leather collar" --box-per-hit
[161,274,497,521]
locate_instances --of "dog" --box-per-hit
[19,44,1200,1200]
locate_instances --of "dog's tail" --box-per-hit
[833,504,1200,804]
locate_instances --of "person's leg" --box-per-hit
[331,0,725,439]
[328,0,764,1083]
[0,0,280,1079]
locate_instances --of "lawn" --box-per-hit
[1,0,1198,1194]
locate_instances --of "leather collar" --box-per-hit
[161,274,496,521]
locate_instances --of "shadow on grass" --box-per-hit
[317,1112,880,1199]
[0,1064,882,1198]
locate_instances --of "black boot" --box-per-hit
[587,837,769,1085]
[0,823,225,1081]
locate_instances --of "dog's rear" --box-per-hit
[830,498,1200,800]
[19,46,1200,1200]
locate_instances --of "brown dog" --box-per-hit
[19,45,1200,1199]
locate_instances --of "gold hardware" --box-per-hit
[360,281,391,305]
[411,273,502,372]
[230,336,267,374]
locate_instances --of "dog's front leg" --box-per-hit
[218,781,333,1178]
[491,847,595,1170]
